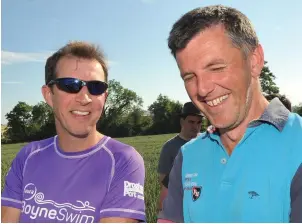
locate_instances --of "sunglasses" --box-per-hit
[47,78,108,96]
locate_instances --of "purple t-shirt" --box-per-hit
[1,135,146,223]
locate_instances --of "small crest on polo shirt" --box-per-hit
[192,186,202,201]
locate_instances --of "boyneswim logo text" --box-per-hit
[22,183,95,223]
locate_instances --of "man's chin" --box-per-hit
[70,132,90,139]
[68,128,93,139]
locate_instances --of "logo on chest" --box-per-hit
[183,173,203,201]
[192,186,202,201]
[22,183,96,223]
[248,191,260,199]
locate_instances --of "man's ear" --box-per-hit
[41,85,54,108]
[250,44,264,79]
[104,90,109,103]
[180,117,184,127]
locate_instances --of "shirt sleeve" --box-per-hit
[1,145,29,209]
[290,163,302,222]
[158,151,184,222]
[99,148,146,222]
[158,143,173,174]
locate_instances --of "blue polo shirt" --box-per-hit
[158,98,302,222]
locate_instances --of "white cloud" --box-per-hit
[1,50,52,65]
[1,50,117,67]
[1,81,23,84]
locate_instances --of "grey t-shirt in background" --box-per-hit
[157,135,188,175]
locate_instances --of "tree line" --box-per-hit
[2,62,302,144]
[2,79,207,144]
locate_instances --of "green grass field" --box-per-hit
[1,133,176,223]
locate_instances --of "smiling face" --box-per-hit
[42,56,108,138]
[176,25,256,130]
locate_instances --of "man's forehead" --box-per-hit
[57,56,100,68]
[56,56,104,77]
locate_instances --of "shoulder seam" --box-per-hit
[103,144,115,192]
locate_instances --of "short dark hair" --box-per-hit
[168,5,259,58]
[45,41,108,85]
[265,94,292,111]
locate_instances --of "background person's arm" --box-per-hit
[158,143,172,183]
[157,143,173,210]
[157,174,170,211]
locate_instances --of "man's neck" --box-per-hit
[178,132,193,141]
[56,129,104,153]
[219,93,269,155]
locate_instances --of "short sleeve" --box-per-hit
[1,145,29,209]
[158,151,184,222]
[158,143,173,174]
[290,163,302,222]
[99,148,146,222]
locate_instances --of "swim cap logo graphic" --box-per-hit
[23,183,37,201]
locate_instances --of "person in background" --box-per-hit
[1,41,146,223]
[158,4,302,222]
[157,102,203,211]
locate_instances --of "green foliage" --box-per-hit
[97,79,147,137]
[5,102,33,142]
[148,94,183,134]
[293,104,302,116]
[260,61,279,95]
[3,101,56,143]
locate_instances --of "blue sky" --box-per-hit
[1,0,301,124]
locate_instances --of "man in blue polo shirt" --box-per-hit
[158,5,302,223]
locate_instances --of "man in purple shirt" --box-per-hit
[1,41,146,223]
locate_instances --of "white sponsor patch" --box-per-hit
[123,181,144,200]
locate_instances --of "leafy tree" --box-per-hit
[97,79,144,137]
[148,94,183,134]
[5,102,33,142]
[124,107,152,136]
[260,61,279,95]
[31,102,56,139]
[32,102,54,127]
[293,104,302,116]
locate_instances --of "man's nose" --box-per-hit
[75,86,92,105]
[196,73,215,97]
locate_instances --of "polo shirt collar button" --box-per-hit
[221,158,227,164]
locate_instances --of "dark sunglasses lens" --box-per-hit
[87,81,108,95]
[57,78,82,93]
